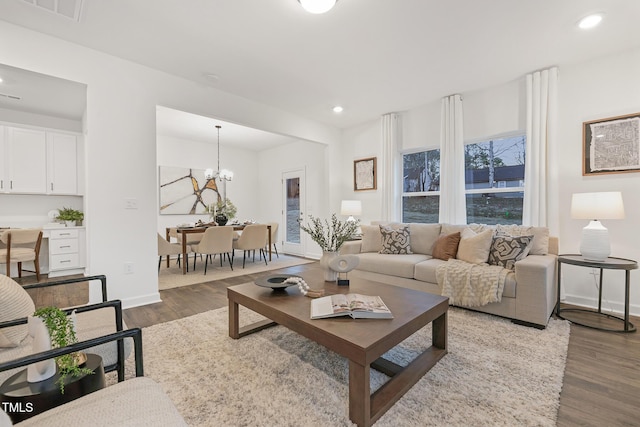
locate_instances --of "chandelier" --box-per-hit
[298,0,337,14]
[205,125,233,203]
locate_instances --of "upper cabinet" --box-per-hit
[47,132,78,195]
[0,125,79,195]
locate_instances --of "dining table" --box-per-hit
[165,224,272,274]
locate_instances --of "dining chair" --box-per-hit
[266,222,279,258]
[191,226,234,274]
[233,224,268,268]
[0,229,43,281]
[170,228,203,269]
[157,233,185,272]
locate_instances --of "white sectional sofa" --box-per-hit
[340,222,558,328]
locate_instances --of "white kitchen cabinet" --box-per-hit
[47,132,78,194]
[0,126,5,191]
[46,227,86,277]
[4,127,47,193]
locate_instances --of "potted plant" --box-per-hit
[56,207,84,227]
[206,198,237,226]
[299,213,359,281]
[33,306,93,393]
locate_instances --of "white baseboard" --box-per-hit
[562,293,640,317]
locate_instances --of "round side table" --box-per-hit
[556,254,638,333]
[0,353,105,423]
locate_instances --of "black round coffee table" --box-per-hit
[0,353,105,423]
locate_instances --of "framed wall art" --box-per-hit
[583,112,640,175]
[354,157,377,191]
[159,166,220,214]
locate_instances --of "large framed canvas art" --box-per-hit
[159,166,220,214]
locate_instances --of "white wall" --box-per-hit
[258,139,327,258]
[0,20,340,308]
[156,134,259,232]
[557,47,640,316]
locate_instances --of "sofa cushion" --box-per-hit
[360,225,382,253]
[488,234,533,270]
[408,223,441,255]
[495,224,549,255]
[0,274,35,348]
[379,224,412,254]
[356,253,429,279]
[432,232,461,261]
[457,228,494,264]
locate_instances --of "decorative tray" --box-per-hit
[254,274,299,290]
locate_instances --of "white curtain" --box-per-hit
[381,113,401,221]
[523,67,558,226]
[439,94,467,224]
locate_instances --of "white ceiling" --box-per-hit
[1,0,640,133]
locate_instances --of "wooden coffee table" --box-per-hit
[228,274,448,427]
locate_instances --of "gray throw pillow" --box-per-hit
[379,224,413,254]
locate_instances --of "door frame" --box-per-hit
[281,168,306,256]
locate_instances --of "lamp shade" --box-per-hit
[341,200,362,217]
[298,0,337,14]
[570,192,625,220]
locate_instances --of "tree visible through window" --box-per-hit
[402,149,440,223]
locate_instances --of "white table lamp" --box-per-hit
[340,200,362,222]
[571,191,625,261]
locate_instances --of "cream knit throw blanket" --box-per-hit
[436,259,509,307]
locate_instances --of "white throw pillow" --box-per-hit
[360,224,382,253]
[456,228,494,264]
[0,274,36,347]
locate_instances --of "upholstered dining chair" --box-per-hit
[266,222,279,259]
[233,224,268,268]
[0,229,43,281]
[191,226,234,274]
[157,233,185,272]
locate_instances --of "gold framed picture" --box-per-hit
[354,157,377,191]
[583,112,640,175]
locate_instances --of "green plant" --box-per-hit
[299,213,359,252]
[56,207,84,222]
[33,307,93,393]
[206,198,237,220]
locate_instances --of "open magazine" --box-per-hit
[311,293,393,319]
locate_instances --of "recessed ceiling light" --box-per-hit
[332,106,344,113]
[0,77,3,83]
[578,13,603,29]
[298,0,337,14]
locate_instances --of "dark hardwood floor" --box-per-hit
[19,262,640,426]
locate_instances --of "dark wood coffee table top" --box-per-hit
[228,273,449,426]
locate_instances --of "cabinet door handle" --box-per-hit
[60,245,71,249]
[61,260,71,263]
[10,181,13,189]
[59,233,71,236]
[51,183,54,191]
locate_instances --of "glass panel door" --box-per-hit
[282,169,305,256]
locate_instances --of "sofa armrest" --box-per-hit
[514,254,558,326]
[340,241,362,254]
[22,275,108,302]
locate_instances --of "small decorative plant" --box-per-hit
[206,198,237,220]
[299,213,359,252]
[56,207,84,224]
[33,307,93,393]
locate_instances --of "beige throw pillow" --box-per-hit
[0,274,36,347]
[360,224,383,253]
[456,228,494,264]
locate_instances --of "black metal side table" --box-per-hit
[556,254,638,333]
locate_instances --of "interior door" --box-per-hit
[281,169,306,256]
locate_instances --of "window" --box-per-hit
[464,135,526,225]
[401,149,440,223]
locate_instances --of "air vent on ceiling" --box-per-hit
[21,0,84,22]
[0,93,22,101]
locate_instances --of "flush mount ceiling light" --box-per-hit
[298,0,337,14]
[578,13,604,29]
[332,106,344,113]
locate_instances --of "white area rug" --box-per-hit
[123,306,570,426]
[158,254,314,290]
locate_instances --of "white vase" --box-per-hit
[27,316,56,383]
[320,251,339,282]
[65,220,75,227]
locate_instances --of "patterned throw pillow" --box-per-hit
[488,235,534,270]
[0,274,36,347]
[379,225,413,254]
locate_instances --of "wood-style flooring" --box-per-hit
[19,262,640,426]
